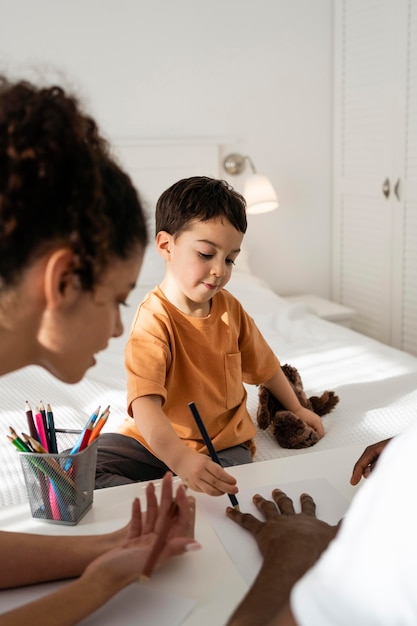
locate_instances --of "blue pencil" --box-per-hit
[69,406,100,455]
[188,402,240,509]
[63,406,101,471]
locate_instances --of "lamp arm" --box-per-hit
[245,155,256,174]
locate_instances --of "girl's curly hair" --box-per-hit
[0,76,148,290]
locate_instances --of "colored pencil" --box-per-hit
[35,409,50,452]
[87,407,110,444]
[140,501,179,581]
[21,434,80,491]
[19,430,53,517]
[7,434,30,452]
[69,406,101,455]
[39,401,50,449]
[46,403,58,453]
[188,401,240,510]
[22,433,48,454]
[78,423,94,452]
[8,427,31,452]
[25,401,39,441]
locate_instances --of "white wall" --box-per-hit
[0,0,333,296]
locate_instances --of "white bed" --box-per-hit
[2,141,417,507]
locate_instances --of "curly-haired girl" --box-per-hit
[0,76,198,625]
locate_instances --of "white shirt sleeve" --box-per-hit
[291,420,417,625]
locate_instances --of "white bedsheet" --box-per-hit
[2,271,417,507]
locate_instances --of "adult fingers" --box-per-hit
[226,507,264,535]
[156,536,202,568]
[143,482,158,533]
[350,449,377,485]
[300,493,316,517]
[126,497,143,540]
[154,472,175,533]
[160,471,174,505]
[252,493,282,519]
[272,489,295,515]
[350,439,391,485]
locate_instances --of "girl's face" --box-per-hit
[160,217,243,316]
[38,251,143,383]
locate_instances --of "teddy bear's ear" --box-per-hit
[309,391,339,416]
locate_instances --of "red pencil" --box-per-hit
[78,423,94,452]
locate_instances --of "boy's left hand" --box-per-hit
[293,406,324,437]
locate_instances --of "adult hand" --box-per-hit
[226,489,338,626]
[108,470,194,547]
[227,488,337,561]
[350,438,392,485]
[127,471,196,543]
[84,471,199,590]
[0,472,200,626]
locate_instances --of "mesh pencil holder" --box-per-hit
[19,430,98,525]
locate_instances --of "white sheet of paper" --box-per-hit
[197,477,349,586]
[0,580,195,626]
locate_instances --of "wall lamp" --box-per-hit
[223,153,279,214]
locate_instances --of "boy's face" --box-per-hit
[159,217,243,315]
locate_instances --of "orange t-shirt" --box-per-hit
[117,286,280,457]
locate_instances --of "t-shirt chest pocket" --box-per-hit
[224,352,243,409]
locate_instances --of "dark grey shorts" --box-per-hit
[95,432,252,489]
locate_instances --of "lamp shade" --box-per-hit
[243,174,279,214]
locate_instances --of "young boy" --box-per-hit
[95,176,324,496]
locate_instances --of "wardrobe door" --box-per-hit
[392,0,417,355]
[332,0,404,343]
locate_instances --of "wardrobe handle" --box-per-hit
[382,177,390,199]
[394,178,401,201]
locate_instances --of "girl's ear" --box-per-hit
[155,231,172,260]
[43,249,80,309]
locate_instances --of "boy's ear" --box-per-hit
[155,231,172,260]
[43,249,80,308]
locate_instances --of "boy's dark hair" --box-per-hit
[0,76,148,290]
[155,176,247,237]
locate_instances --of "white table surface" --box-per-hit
[0,444,364,625]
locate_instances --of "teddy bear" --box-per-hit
[257,363,339,449]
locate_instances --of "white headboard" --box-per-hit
[110,140,222,287]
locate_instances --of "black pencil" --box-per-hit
[188,402,240,510]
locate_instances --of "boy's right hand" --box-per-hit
[175,448,239,496]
